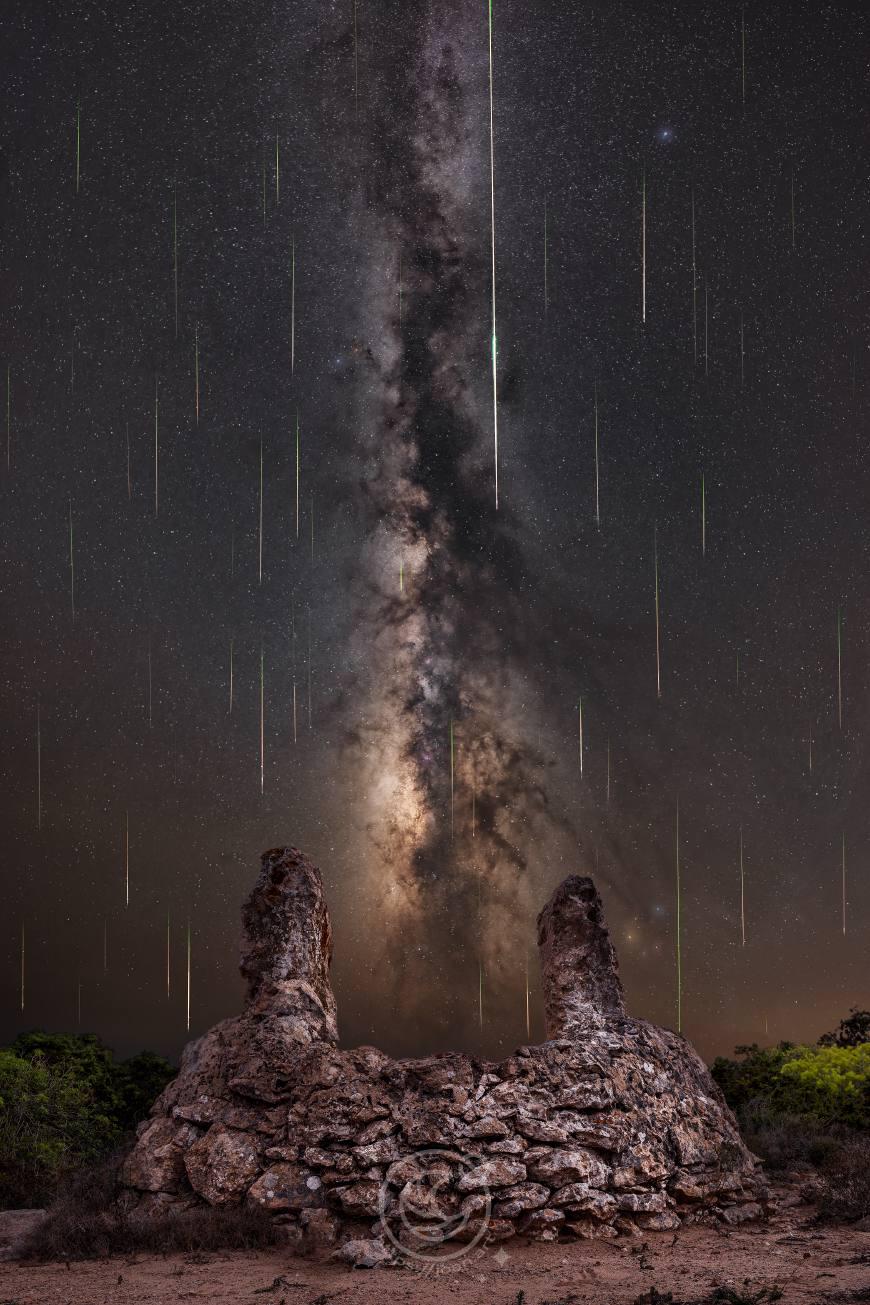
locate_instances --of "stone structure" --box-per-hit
[120,848,770,1254]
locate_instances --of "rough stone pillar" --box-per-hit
[537,875,625,1039]
[240,847,338,1043]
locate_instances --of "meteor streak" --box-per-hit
[258,438,264,584]
[172,184,179,337]
[353,0,359,117]
[487,0,499,508]
[154,377,159,517]
[543,196,548,316]
[740,8,746,106]
[701,472,706,556]
[739,826,746,946]
[641,164,646,323]
[790,168,796,250]
[654,525,662,699]
[837,606,843,728]
[675,798,682,1032]
[524,950,531,1038]
[36,700,42,831]
[68,497,75,622]
[186,920,191,1031]
[593,383,600,527]
[307,605,313,730]
[449,719,455,836]
[691,188,697,362]
[290,235,296,375]
[259,643,265,794]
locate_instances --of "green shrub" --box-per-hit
[711,1042,870,1131]
[0,1032,175,1209]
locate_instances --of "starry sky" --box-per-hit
[1,0,868,1067]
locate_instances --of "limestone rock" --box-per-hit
[119,847,767,1252]
[537,875,625,1036]
[184,1126,260,1205]
[247,1164,323,1212]
[331,1236,394,1268]
[456,1159,526,1191]
[240,847,338,1042]
[527,1148,611,1189]
[121,1117,201,1193]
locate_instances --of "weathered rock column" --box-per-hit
[240,846,338,1043]
[537,874,625,1038]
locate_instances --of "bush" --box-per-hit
[816,1135,870,1223]
[711,1043,870,1131]
[0,1032,175,1209]
[22,1155,279,1259]
[735,1102,848,1170]
[819,1008,870,1048]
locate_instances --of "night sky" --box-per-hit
[2,1,868,1068]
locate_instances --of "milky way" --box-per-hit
[1,1,869,1065]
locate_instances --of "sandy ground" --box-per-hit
[1,1201,869,1305]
